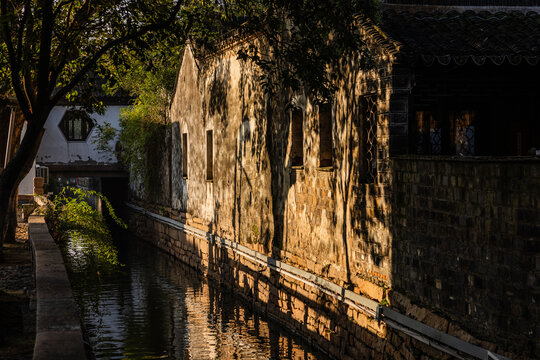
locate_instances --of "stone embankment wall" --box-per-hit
[128,205,453,360]
[392,157,540,357]
[129,202,532,360]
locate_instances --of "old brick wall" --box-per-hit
[391,156,540,357]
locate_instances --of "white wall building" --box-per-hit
[37,105,124,166]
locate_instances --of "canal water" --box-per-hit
[65,233,330,360]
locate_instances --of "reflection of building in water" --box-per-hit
[146,245,321,360]
[184,287,218,359]
[70,236,325,359]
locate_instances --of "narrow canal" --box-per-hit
[65,232,330,360]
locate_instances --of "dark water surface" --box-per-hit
[66,234,329,360]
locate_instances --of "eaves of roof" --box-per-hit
[381,8,540,66]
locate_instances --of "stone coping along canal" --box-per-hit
[28,215,86,360]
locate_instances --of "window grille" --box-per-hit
[415,111,442,155]
[59,110,94,141]
[452,111,475,156]
[361,95,378,182]
[414,110,475,156]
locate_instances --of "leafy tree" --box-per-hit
[117,52,180,192]
[189,0,379,101]
[0,0,186,252]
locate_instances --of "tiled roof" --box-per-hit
[382,0,539,5]
[382,9,540,66]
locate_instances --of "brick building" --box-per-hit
[129,2,539,359]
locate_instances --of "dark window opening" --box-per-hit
[290,108,304,166]
[318,103,333,167]
[361,95,378,182]
[206,130,213,181]
[410,65,540,156]
[414,110,476,156]
[182,133,188,178]
[59,110,94,141]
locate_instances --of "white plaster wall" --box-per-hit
[18,122,36,195]
[18,161,35,195]
[37,105,124,164]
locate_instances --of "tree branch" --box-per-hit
[21,0,36,111]
[51,0,184,105]
[49,0,93,93]
[1,0,33,122]
[35,0,54,121]
[53,0,77,18]
[15,0,30,65]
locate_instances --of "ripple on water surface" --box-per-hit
[65,235,329,360]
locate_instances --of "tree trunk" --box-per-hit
[2,110,25,245]
[4,195,18,244]
[0,116,46,257]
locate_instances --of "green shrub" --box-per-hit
[45,187,127,268]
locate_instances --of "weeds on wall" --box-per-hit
[45,187,127,268]
[114,53,179,196]
[118,107,168,193]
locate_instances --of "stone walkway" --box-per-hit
[29,216,86,360]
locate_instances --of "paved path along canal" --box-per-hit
[65,233,329,360]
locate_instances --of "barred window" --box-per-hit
[59,110,94,141]
[361,95,378,182]
[206,130,213,181]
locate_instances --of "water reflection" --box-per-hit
[65,234,328,360]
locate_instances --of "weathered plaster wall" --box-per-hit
[169,44,274,247]
[18,123,36,194]
[167,43,396,298]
